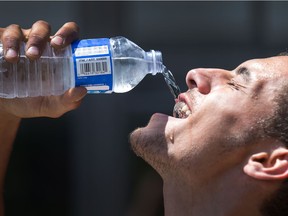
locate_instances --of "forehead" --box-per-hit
[235,56,288,80]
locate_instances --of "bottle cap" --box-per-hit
[146,50,163,75]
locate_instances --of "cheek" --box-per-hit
[165,124,240,180]
[164,119,197,160]
[165,113,232,160]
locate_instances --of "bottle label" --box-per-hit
[71,38,113,93]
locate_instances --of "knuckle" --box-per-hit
[2,35,21,49]
[28,33,46,42]
[64,21,77,28]
[26,34,47,53]
[34,20,50,29]
[6,24,21,30]
[30,20,51,37]
[2,34,18,43]
[2,24,23,40]
[62,22,80,35]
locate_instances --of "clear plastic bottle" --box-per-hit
[0,36,164,98]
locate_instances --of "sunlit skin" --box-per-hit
[130,56,288,216]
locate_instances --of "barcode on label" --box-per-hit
[76,56,111,76]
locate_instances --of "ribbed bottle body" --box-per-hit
[0,43,74,98]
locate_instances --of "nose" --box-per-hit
[185,68,233,94]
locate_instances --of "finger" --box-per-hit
[63,87,87,104]
[0,24,24,63]
[48,87,87,118]
[50,22,79,49]
[25,20,51,60]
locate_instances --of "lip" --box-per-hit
[177,92,193,110]
[173,92,193,118]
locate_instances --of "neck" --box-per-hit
[162,171,264,216]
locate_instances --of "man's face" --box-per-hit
[130,56,288,182]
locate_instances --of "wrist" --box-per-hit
[0,109,21,138]
[0,109,21,207]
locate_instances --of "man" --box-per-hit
[130,54,288,215]
[0,21,87,216]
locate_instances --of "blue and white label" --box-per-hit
[71,38,113,93]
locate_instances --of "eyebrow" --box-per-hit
[235,66,251,82]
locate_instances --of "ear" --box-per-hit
[243,148,288,180]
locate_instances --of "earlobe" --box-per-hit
[243,148,288,181]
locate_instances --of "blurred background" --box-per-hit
[2,1,288,216]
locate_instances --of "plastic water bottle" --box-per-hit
[0,36,164,98]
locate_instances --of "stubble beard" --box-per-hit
[129,127,171,176]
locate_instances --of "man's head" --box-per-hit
[130,55,288,215]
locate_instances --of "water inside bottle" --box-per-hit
[161,66,181,99]
[0,55,72,98]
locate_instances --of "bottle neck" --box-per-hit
[145,50,163,75]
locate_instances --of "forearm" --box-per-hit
[0,112,21,216]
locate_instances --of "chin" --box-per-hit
[130,112,187,175]
[142,112,186,139]
[129,113,169,160]
[130,113,169,144]
[148,112,169,124]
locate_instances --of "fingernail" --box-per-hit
[5,48,18,58]
[27,46,39,56]
[51,36,64,46]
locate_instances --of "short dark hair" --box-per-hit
[260,52,288,215]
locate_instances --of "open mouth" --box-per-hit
[173,101,191,119]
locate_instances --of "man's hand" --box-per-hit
[0,20,87,118]
[0,20,79,62]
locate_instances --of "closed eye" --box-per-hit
[235,66,251,82]
[227,79,247,92]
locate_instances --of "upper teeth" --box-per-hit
[173,102,191,119]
